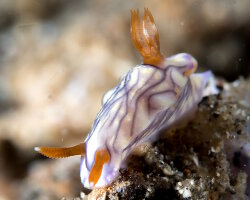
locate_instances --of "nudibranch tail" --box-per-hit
[88,149,110,187]
[131,8,164,67]
[34,143,86,158]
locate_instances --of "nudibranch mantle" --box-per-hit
[35,8,218,189]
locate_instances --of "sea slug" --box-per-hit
[35,8,217,189]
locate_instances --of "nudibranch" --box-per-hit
[35,8,217,189]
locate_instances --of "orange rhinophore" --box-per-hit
[131,8,164,67]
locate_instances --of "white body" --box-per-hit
[80,53,217,188]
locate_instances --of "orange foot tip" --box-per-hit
[88,148,111,187]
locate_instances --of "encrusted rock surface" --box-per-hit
[85,78,249,200]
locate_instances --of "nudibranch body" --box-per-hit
[35,9,217,189]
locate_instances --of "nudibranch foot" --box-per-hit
[34,143,86,158]
[131,8,164,67]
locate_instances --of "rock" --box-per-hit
[88,78,249,200]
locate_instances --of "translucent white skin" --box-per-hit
[80,53,217,188]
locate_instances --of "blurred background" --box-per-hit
[0,0,249,199]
